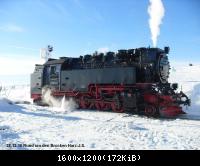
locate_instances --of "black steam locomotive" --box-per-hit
[31,46,190,117]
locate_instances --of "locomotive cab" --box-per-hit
[30,64,44,102]
[43,64,61,90]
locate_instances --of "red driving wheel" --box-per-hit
[145,105,157,117]
[111,102,124,113]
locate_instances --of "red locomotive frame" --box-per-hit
[32,83,189,117]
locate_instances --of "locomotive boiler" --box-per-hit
[31,46,190,117]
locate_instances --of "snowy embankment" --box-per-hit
[0,64,200,150]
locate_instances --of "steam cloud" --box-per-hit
[42,87,77,113]
[148,0,165,47]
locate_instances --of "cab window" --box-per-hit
[50,66,56,75]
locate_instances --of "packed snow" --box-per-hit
[0,63,200,150]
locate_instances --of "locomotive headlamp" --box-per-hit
[47,45,53,52]
[164,47,170,54]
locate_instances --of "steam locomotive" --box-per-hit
[31,46,190,117]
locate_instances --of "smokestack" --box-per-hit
[148,0,165,47]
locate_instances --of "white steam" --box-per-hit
[148,0,165,47]
[42,87,77,113]
[60,96,77,112]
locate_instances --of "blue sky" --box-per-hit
[0,0,200,83]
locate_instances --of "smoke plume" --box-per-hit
[148,0,165,47]
[42,87,77,113]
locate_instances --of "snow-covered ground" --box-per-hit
[0,63,200,150]
[169,62,200,116]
